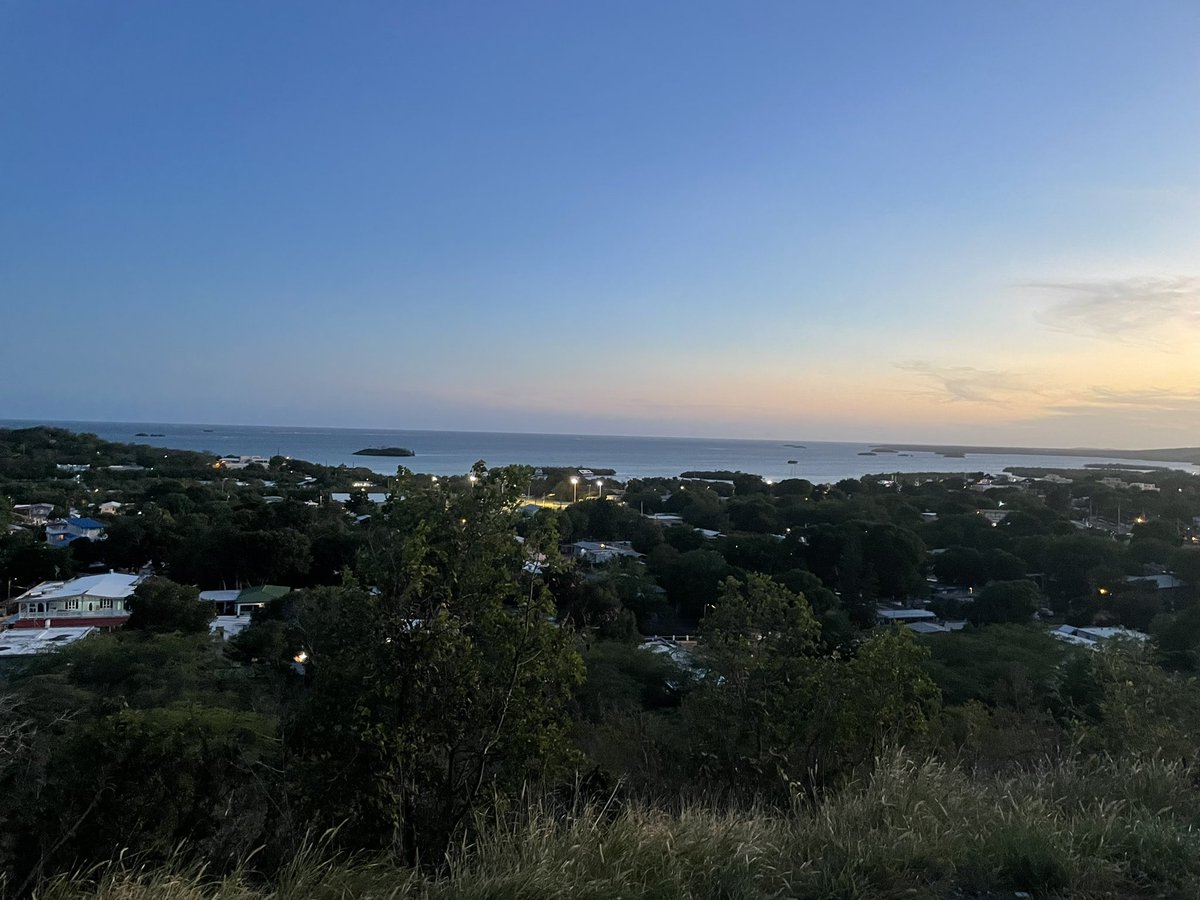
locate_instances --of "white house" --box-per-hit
[1051,624,1149,649]
[876,607,938,625]
[567,541,643,564]
[1124,573,1186,591]
[12,503,54,526]
[200,585,291,639]
[13,573,141,629]
[0,626,97,658]
[646,513,685,527]
[215,455,270,470]
[98,501,123,515]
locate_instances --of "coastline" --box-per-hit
[874,443,1200,466]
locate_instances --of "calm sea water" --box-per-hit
[5,420,1198,483]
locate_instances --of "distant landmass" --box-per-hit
[875,443,1200,465]
[353,446,415,457]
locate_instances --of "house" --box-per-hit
[876,607,938,625]
[1039,474,1074,485]
[12,503,54,526]
[646,513,685,527]
[214,455,270,470]
[55,463,90,474]
[201,585,290,640]
[98,501,123,515]
[567,541,644,565]
[1124,573,1186,591]
[907,620,967,635]
[12,573,141,628]
[978,509,1010,526]
[200,584,291,618]
[639,637,701,675]
[1051,624,1149,649]
[0,626,97,658]
[970,477,1018,492]
[45,516,108,547]
[330,492,389,505]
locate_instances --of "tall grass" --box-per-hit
[28,752,1200,900]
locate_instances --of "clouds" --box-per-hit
[1044,385,1200,422]
[895,362,1041,405]
[1029,275,1200,343]
[1007,385,1200,446]
[891,272,1200,440]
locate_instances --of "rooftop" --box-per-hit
[0,626,96,657]
[17,573,141,602]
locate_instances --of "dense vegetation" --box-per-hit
[4,426,1200,897]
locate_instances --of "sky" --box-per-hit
[2,1,1199,448]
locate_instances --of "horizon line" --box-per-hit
[0,416,1193,457]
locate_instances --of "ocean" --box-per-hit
[4,419,1198,484]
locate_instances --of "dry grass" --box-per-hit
[27,753,1200,900]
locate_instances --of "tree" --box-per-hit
[969,579,1040,625]
[921,624,1065,709]
[775,568,856,650]
[559,576,637,640]
[725,496,780,534]
[686,575,938,795]
[686,574,824,791]
[651,548,732,624]
[291,464,583,862]
[125,577,214,633]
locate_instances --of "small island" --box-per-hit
[353,446,415,457]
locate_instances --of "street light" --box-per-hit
[596,479,603,500]
[570,476,578,503]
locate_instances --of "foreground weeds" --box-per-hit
[30,753,1200,900]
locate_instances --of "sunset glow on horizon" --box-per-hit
[3,2,1198,448]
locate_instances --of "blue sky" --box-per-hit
[3,2,1199,446]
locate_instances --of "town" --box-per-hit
[5,427,1200,897]
[4,428,1197,660]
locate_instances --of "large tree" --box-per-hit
[125,577,214,633]
[288,463,583,862]
[686,574,939,795]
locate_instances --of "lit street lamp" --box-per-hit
[570,476,578,503]
[596,479,603,500]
